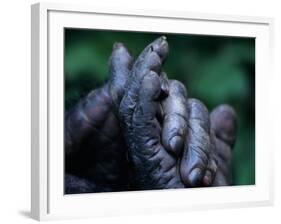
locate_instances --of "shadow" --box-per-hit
[18,210,32,219]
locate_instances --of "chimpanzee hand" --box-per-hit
[65,37,181,193]
[65,42,133,193]
[65,35,237,193]
[119,38,212,189]
[119,37,237,189]
[160,76,237,187]
[120,81,218,189]
[178,100,237,187]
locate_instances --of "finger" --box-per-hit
[109,42,133,80]
[119,37,168,129]
[180,98,211,187]
[129,72,165,186]
[202,155,217,186]
[161,80,188,156]
[129,71,162,157]
[159,72,169,98]
[130,72,183,189]
[201,133,218,186]
[136,36,169,68]
[210,105,236,186]
[211,137,232,186]
[210,105,237,147]
[133,36,169,78]
[108,42,134,105]
[65,87,113,157]
[133,71,162,127]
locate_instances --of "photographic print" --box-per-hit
[64,29,255,194]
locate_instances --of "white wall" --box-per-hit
[0,0,280,223]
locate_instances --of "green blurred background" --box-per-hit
[64,29,255,186]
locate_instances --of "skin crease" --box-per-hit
[64,38,175,193]
[65,43,134,193]
[210,105,237,186]
[118,41,220,189]
[65,37,237,193]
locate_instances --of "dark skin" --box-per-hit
[211,105,237,186]
[65,37,237,193]
[65,43,133,192]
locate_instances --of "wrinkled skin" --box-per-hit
[65,43,133,193]
[211,105,237,186]
[65,38,182,193]
[65,37,237,193]
[119,37,236,189]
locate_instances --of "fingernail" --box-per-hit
[203,171,212,186]
[113,42,123,49]
[188,168,203,186]
[169,136,183,155]
[160,83,169,98]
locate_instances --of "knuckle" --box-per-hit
[169,80,187,97]
[188,98,209,117]
[144,51,161,72]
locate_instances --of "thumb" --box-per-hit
[108,42,133,106]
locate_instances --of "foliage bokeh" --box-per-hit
[64,29,255,186]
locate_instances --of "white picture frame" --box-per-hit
[31,2,274,221]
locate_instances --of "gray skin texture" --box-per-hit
[210,105,237,186]
[65,43,134,193]
[119,36,237,189]
[65,37,237,193]
[64,38,180,193]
